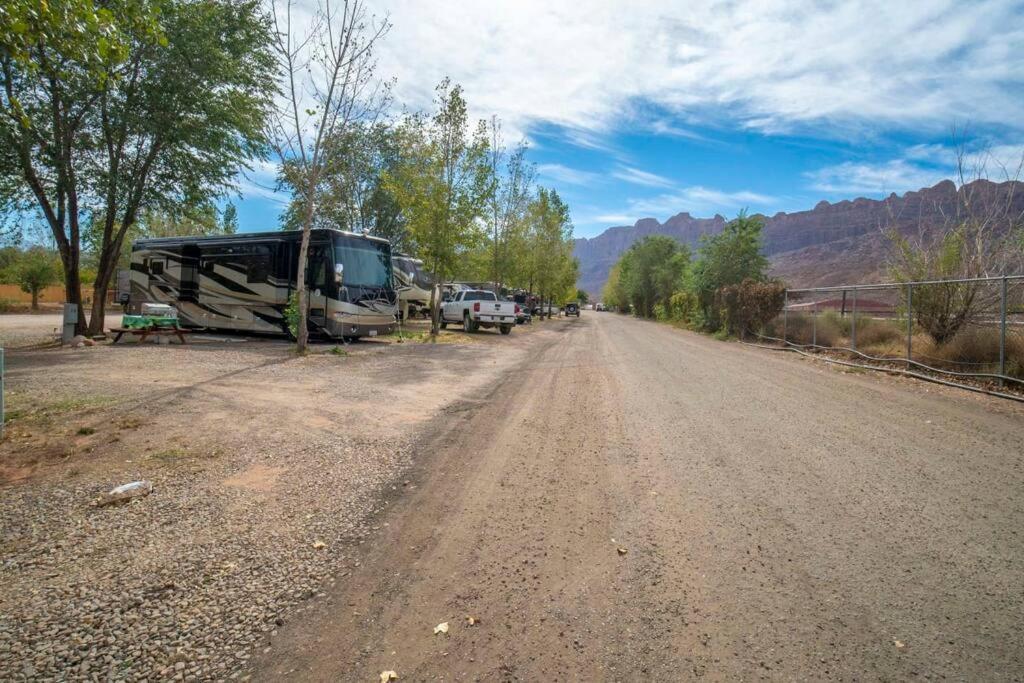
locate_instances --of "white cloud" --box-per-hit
[371,0,1024,138]
[593,213,634,224]
[536,163,602,186]
[611,166,674,188]
[625,186,776,218]
[806,140,1024,195]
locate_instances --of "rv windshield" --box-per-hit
[334,236,392,288]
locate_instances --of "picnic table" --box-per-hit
[111,326,191,345]
[112,315,191,344]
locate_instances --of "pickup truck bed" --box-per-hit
[441,289,516,335]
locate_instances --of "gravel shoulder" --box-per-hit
[0,320,558,681]
[254,312,1024,681]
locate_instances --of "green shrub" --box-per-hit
[716,279,786,338]
[284,292,300,338]
[669,290,697,323]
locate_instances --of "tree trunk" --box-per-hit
[58,245,87,335]
[88,278,110,335]
[295,229,311,352]
[31,289,39,311]
[429,258,441,336]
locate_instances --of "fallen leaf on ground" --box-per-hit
[434,622,449,635]
[312,541,326,550]
[616,547,628,555]
[379,671,398,682]
[894,639,905,649]
[466,616,479,626]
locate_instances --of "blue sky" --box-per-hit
[233,0,1024,239]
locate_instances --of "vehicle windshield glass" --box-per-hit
[335,236,392,288]
[463,291,496,301]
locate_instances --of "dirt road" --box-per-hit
[254,313,1024,681]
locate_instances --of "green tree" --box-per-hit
[221,203,239,234]
[524,187,576,315]
[602,263,626,311]
[268,0,391,351]
[385,79,491,335]
[486,118,535,291]
[691,212,769,330]
[617,235,690,318]
[1,0,276,335]
[84,0,276,335]
[575,289,589,304]
[13,247,61,310]
[1,0,159,333]
[280,122,408,248]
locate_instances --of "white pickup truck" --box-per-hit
[441,289,516,335]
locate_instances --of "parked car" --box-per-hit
[441,289,516,334]
[511,298,532,324]
[564,302,580,317]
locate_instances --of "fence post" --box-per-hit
[851,288,857,351]
[1000,276,1008,384]
[906,283,913,363]
[782,290,788,344]
[812,303,817,347]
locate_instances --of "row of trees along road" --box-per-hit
[1,0,275,335]
[266,0,579,346]
[2,0,579,348]
[603,213,785,338]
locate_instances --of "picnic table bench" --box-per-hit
[111,326,191,345]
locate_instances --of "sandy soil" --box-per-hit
[254,312,1024,681]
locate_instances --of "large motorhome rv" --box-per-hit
[391,254,433,320]
[129,229,397,340]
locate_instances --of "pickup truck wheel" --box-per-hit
[463,313,472,333]
[499,324,512,335]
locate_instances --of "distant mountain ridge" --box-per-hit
[574,179,1024,295]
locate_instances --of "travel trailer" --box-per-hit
[392,254,433,320]
[129,229,397,340]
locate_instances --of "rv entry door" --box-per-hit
[306,244,330,331]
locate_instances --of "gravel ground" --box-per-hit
[0,327,540,681]
[0,314,62,348]
[255,313,1024,681]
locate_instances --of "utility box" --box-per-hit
[115,269,131,307]
[62,303,78,344]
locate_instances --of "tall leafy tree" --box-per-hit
[221,202,239,234]
[691,212,769,329]
[85,0,276,334]
[617,235,690,318]
[280,122,407,249]
[1,0,158,333]
[525,187,576,314]
[2,0,275,335]
[385,79,491,335]
[268,0,391,352]
[486,117,534,290]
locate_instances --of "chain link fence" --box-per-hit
[757,275,1024,392]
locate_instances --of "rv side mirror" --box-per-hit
[334,262,344,284]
